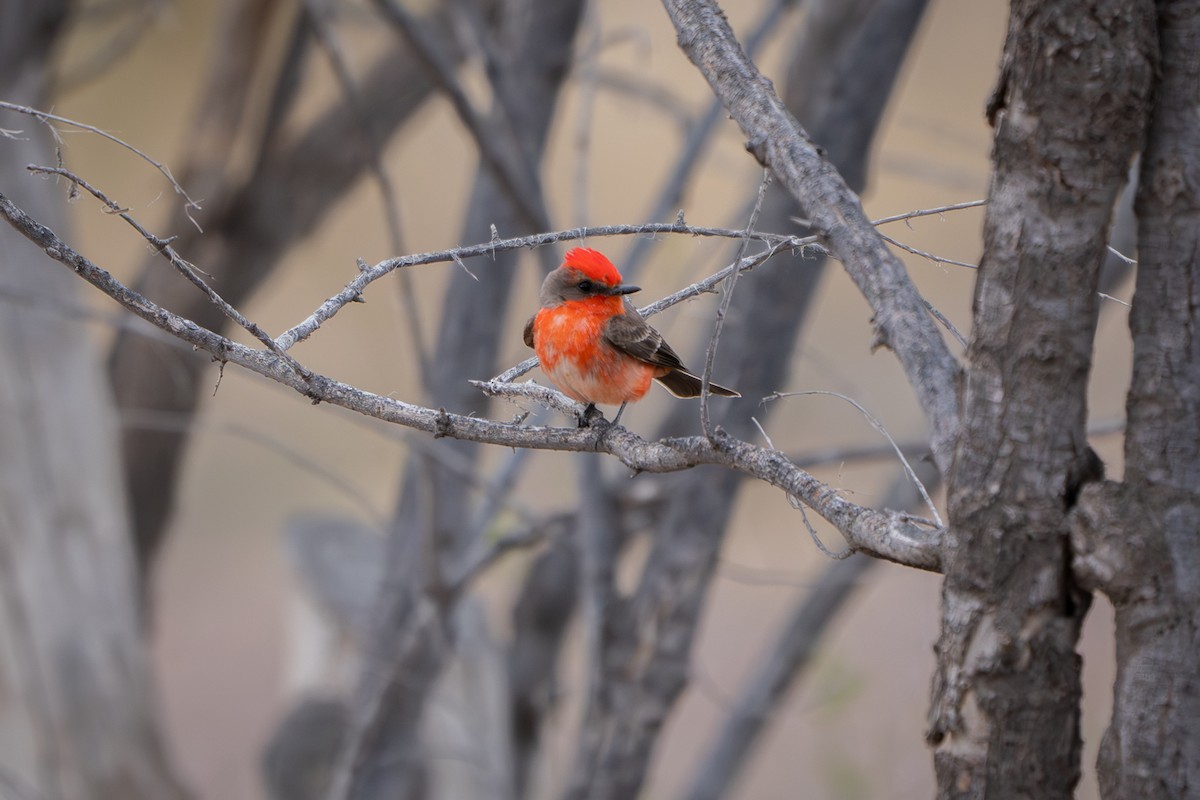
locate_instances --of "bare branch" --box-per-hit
[28,165,307,371]
[766,389,943,526]
[659,0,963,471]
[868,197,987,226]
[0,100,201,222]
[701,169,770,437]
[877,230,978,270]
[275,221,796,352]
[0,189,944,572]
[276,197,985,358]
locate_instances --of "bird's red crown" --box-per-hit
[563,247,622,286]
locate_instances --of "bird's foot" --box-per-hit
[611,402,629,427]
[578,403,604,428]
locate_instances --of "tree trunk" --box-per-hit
[1072,2,1200,796]
[0,3,188,797]
[928,2,1155,797]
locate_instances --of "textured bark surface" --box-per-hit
[929,2,1155,797]
[0,3,188,797]
[1072,2,1200,796]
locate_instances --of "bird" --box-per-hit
[523,247,739,422]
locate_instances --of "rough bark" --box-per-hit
[1072,2,1200,796]
[0,3,188,797]
[929,2,1155,797]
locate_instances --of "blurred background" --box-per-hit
[0,0,1129,798]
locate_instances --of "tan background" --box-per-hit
[42,0,1128,797]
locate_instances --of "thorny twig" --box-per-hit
[27,165,308,374]
[0,101,202,226]
[302,0,432,385]
[278,198,987,353]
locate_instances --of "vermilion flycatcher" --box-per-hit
[524,248,739,414]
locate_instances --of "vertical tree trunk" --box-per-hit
[928,2,1155,797]
[1072,2,1200,796]
[0,3,188,797]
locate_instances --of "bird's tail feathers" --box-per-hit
[656,369,740,399]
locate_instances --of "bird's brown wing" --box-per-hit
[601,308,685,370]
[523,316,535,349]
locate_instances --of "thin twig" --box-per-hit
[1098,291,1131,308]
[866,198,987,227]
[302,0,432,385]
[276,222,798,351]
[788,493,855,559]
[921,297,968,349]
[28,165,307,374]
[1106,244,1136,266]
[878,230,978,270]
[766,389,943,526]
[701,170,770,438]
[0,101,202,226]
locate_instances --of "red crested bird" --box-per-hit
[524,247,739,422]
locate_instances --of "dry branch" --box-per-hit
[0,189,944,572]
[659,0,962,471]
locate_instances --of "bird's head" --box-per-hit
[539,247,641,306]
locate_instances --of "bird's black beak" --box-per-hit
[611,283,641,296]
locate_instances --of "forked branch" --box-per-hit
[660,0,963,471]
[0,189,944,572]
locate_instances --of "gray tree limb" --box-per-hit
[0,189,945,571]
[660,0,962,472]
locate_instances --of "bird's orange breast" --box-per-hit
[532,298,657,405]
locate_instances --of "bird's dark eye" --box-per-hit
[577,279,594,293]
